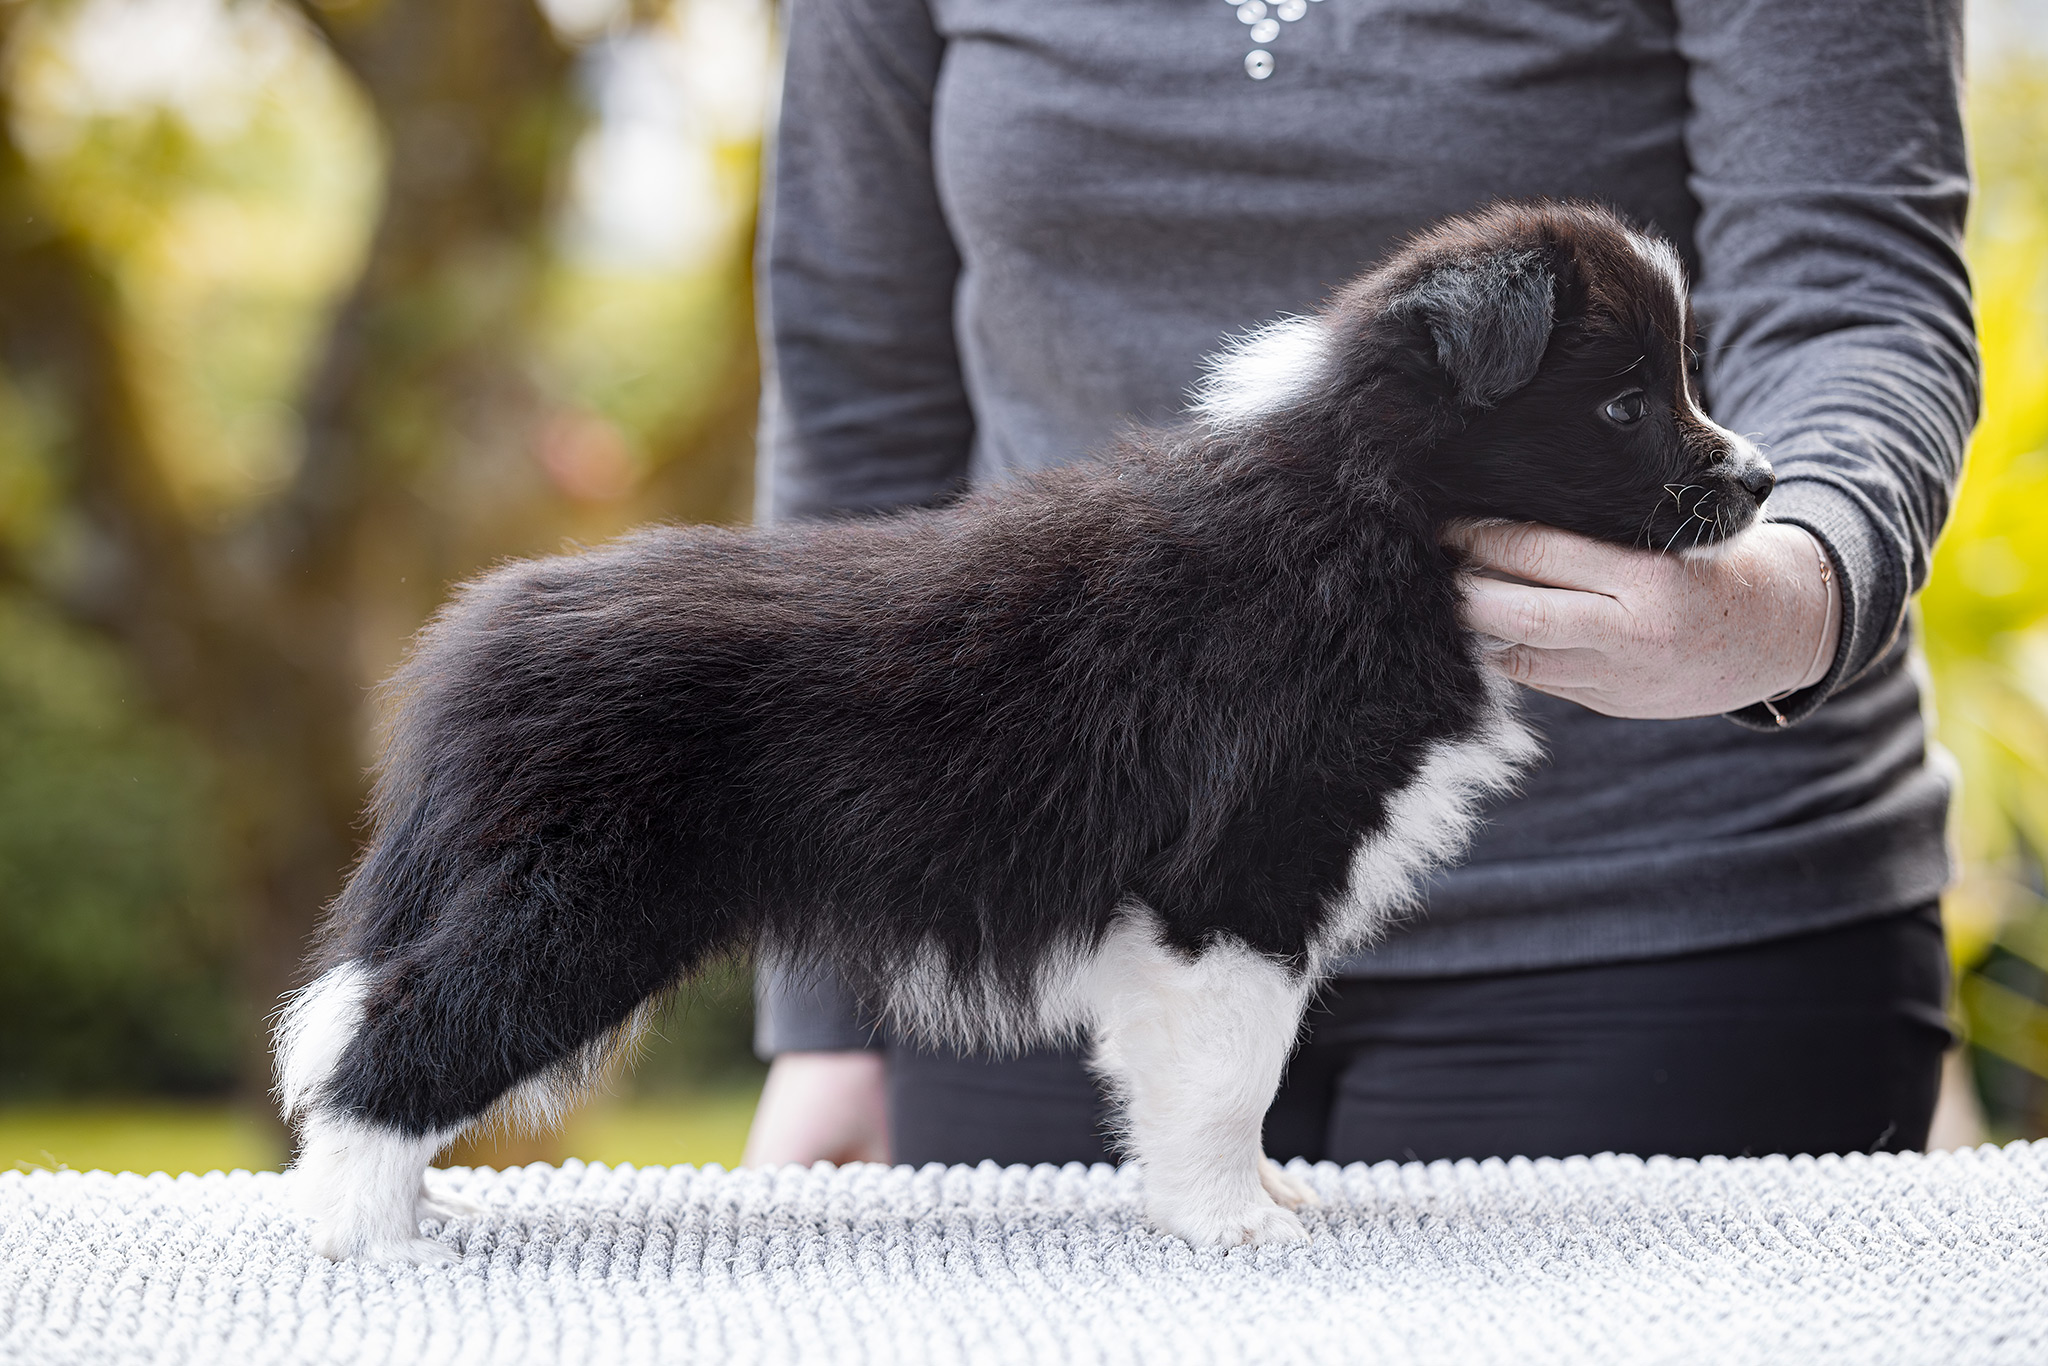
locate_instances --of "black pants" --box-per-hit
[886,909,1953,1166]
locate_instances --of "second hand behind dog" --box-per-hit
[275,200,1775,1262]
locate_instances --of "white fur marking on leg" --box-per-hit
[292,1112,457,1264]
[273,962,371,1122]
[1083,916,1313,1247]
[1188,315,1332,427]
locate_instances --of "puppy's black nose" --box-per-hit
[1739,465,1776,503]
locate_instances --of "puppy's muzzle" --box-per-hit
[1685,441,1774,553]
[1709,450,1774,514]
[1736,461,1775,505]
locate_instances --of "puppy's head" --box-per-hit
[1363,202,1774,554]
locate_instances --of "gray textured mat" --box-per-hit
[5,1143,2047,1364]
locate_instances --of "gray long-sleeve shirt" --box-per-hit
[753,0,1979,1052]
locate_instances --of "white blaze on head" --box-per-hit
[1627,230,1689,316]
[1626,230,1722,427]
[1188,315,1333,426]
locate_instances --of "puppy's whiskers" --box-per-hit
[1635,505,1665,549]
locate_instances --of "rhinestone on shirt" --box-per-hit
[1225,0,1321,80]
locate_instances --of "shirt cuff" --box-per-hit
[753,959,883,1059]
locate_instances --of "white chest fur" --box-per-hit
[1316,669,1539,964]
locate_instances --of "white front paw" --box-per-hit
[1234,1199,1310,1246]
[1148,1188,1310,1247]
[310,1222,455,1265]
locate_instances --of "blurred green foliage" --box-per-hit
[0,0,765,1108]
[0,591,240,1096]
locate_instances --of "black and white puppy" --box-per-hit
[276,201,1773,1261]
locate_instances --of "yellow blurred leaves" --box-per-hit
[1929,59,2048,1113]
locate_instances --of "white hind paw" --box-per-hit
[1259,1155,1321,1209]
[290,1112,454,1264]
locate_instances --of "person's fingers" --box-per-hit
[743,1051,891,1166]
[1487,643,1611,689]
[1459,576,1622,650]
[1444,520,1647,595]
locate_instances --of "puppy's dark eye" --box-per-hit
[1603,392,1647,425]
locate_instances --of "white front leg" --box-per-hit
[1086,920,1315,1246]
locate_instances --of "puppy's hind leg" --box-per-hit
[274,962,461,1264]
[276,884,687,1263]
[1085,919,1315,1247]
[290,1110,460,1264]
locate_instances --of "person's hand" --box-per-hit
[742,1050,892,1166]
[1446,520,1842,721]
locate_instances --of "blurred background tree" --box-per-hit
[0,0,767,1159]
[0,0,2043,1171]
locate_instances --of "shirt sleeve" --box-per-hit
[754,0,973,522]
[1674,0,1979,729]
[753,0,968,1051]
[753,959,883,1059]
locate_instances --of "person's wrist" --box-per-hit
[1747,523,1841,725]
[1785,525,1841,693]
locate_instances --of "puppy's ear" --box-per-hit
[1396,250,1555,411]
